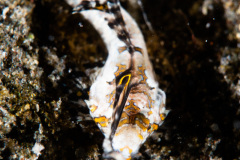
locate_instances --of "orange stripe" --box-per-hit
[137,66,147,84]
[118,118,129,128]
[118,46,127,53]
[136,114,150,125]
[134,47,143,54]
[135,119,148,131]
[114,64,126,77]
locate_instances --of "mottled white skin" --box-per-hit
[78,6,167,160]
[67,0,107,8]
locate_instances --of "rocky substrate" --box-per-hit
[0,0,239,159]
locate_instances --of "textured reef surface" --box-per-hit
[0,0,239,159]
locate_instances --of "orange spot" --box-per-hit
[148,123,158,133]
[152,123,158,131]
[148,111,153,116]
[138,133,144,140]
[95,4,108,10]
[160,113,166,121]
[90,105,98,113]
[95,6,104,10]
[94,116,108,127]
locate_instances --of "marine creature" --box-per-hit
[68,0,169,159]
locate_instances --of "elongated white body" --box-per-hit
[69,1,168,159]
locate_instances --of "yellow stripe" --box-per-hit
[118,74,131,86]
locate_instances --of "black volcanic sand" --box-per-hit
[1,0,239,159]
